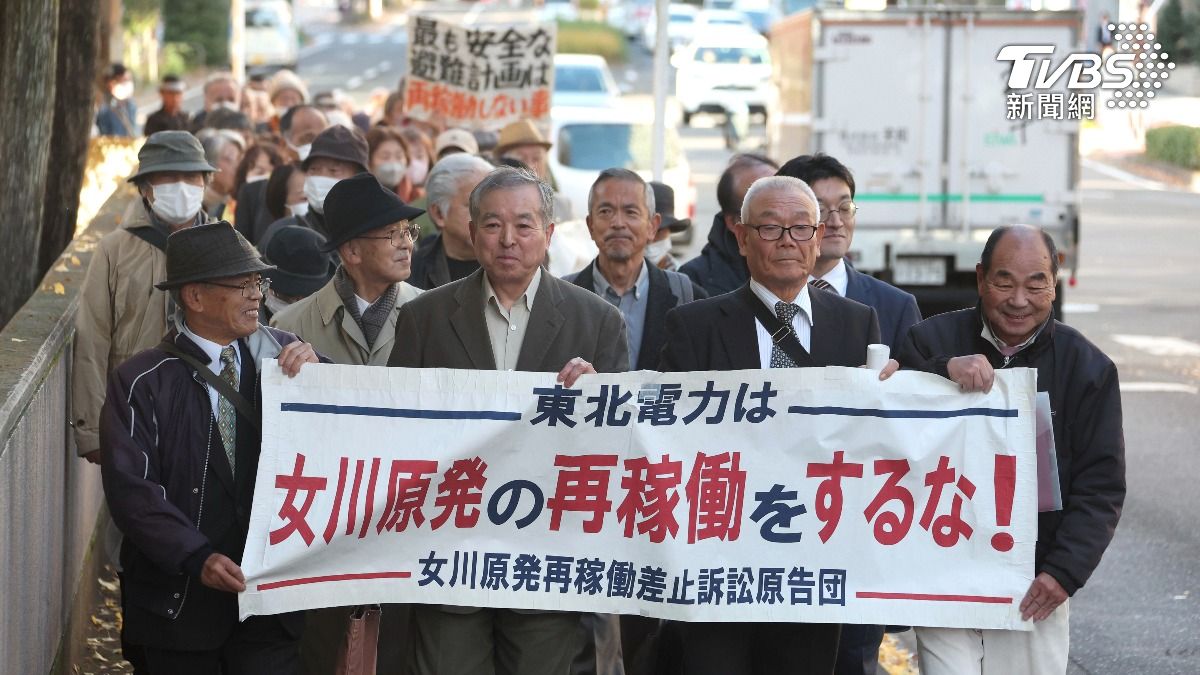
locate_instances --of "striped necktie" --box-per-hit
[218,346,238,474]
[770,302,800,368]
[809,277,835,293]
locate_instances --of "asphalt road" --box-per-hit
[292,6,1199,672]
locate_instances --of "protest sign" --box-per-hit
[404,16,555,128]
[240,365,1037,630]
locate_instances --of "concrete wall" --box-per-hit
[0,186,135,673]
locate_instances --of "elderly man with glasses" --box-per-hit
[100,223,323,674]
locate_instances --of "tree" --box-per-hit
[163,0,231,67]
[1158,0,1200,65]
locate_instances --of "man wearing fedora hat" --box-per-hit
[272,172,424,366]
[494,118,574,221]
[389,166,628,675]
[100,223,323,674]
[259,124,370,252]
[74,130,220,465]
[260,225,334,323]
[646,181,692,272]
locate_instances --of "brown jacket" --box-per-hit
[269,277,422,366]
[72,202,174,455]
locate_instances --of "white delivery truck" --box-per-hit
[766,7,1081,316]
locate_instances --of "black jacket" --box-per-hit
[568,258,708,371]
[408,231,479,290]
[679,213,750,297]
[100,327,314,649]
[897,307,1125,596]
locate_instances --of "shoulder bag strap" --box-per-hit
[160,342,261,431]
[736,285,813,367]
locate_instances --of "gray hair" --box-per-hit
[195,128,246,166]
[586,167,655,216]
[740,175,819,225]
[203,71,239,94]
[468,166,555,228]
[426,153,495,216]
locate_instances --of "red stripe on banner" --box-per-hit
[855,592,1013,604]
[257,571,411,591]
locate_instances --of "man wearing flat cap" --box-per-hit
[101,223,324,674]
[259,125,370,251]
[74,130,219,465]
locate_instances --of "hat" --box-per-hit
[269,69,309,104]
[493,119,552,157]
[155,222,275,290]
[650,181,691,233]
[128,131,217,182]
[435,128,480,157]
[263,226,334,297]
[321,173,426,251]
[160,75,185,93]
[302,125,369,173]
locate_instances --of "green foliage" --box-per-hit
[123,0,162,33]
[578,0,601,10]
[162,0,230,67]
[1158,0,1200,64]
[556,20,627,63]
[1145,125,1200,169]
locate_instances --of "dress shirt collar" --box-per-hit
[980,315,1048,355]
[592,259,649,301]
[749,279,814,327]
[181,320,239,371]
[817,258,849,297]
[483,266,542,313]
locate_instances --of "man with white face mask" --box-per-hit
[74,130,218,465]
[281,105,330,163]
[189,72,242,131]
[96,62,138,137]
[258,125,368,252]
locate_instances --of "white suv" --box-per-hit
[673,32,771,126]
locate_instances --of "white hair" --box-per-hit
[740,175,819,225]
[426,153,494,216]
[195,128,245,165]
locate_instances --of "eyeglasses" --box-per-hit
[743,223,819,242]
[819,201,858,223]
[358,223,420,248]
[206,277,271,299]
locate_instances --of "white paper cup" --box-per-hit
[866,344,890,371]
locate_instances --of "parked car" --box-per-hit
[245,0,299,71]
[641,4,699,54]
[553,54,623,108]
[548,105,695,243]
[540,0,579,23]
[673,31,771,125]
[694,8,756,34]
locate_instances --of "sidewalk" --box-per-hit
[1081,92,1200,191]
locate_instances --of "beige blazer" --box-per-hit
[271,278,422,366]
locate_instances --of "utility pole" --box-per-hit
[652,0,668,181]
[229,0,245,81]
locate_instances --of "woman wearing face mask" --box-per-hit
[366,126,414,202]
[397,126,434,202]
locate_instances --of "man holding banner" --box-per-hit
[659,175,886,674]
[898,225,1126,675]
[389,165,629,675]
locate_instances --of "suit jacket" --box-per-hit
[389,267,629,374]
[568,258,709,371]
[843,262,922,350]
[659,283,880,372]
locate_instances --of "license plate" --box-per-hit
[893,257,946,286]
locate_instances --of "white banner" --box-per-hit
[404,16,555,129]
[240,365,1037,630]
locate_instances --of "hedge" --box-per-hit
[556,20,628,64]
[1145,125,1200,170]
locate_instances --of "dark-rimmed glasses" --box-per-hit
[743,223,819,242]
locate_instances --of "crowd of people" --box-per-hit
[82,65,1126,675]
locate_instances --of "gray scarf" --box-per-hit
[332,266,397,349]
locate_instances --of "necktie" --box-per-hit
[770,301,800,368]
[809,277,835,293]
[218,346,238,474]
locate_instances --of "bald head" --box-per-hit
[980,225,1059,277]
[976,225,1059,347]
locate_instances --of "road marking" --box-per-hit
[347,76,364,89]
[1063,302,1100,313]
[1111,334,1200,357]
[379,60,392,71]
[391,34,407,44]
[341,33,362,45]
[363,67,379,80]
[367,33,386,44]
[1081,158,1167,191]
[1120,382,1199,395]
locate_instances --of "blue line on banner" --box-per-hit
[786,406,1017,419]
[281,403,522,421]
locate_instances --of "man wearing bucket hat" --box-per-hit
[260,225,334,322]
[646,181,692,272]
[100,223,322,673]
[73,130,219,465]
[258,125,370,252]
[271,173,423,366]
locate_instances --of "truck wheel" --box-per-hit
[681,110,693,126]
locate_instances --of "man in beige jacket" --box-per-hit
[73,131,217,463]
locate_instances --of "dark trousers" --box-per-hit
[139,615,300,675]
[834,624,886,675]
[680,621,841,675]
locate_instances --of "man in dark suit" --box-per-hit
[776,153,921,674]
[389,166,628,675]
[660,175,889,675]
[777,153,921,351]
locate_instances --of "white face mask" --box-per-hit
[406,158,430,186]
[374,161,408,188]
[112,81,134,101]
[288,201,310,218]
[303,175,340,214]
[149,181,205,225]
[294,143,312,162]
[645,237,673,263]
[215,100,239,112]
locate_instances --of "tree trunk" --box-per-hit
[0,0,60,329]
[39,0,102,277]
